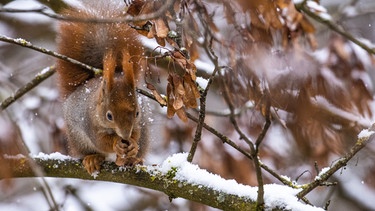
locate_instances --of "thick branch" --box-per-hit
[0,156,295,211]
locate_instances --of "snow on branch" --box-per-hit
[297,126,375,198]
[1,153,322,211]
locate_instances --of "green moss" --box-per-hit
[166,167,178,179]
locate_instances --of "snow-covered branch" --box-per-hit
[297,127,375,198]
[1,153,322,211]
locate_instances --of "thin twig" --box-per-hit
[220,77,254,147]
[186,112,251,159]
[297,126,375,198]
[0,0,175,24]
[187,36,219,162]
[254,115,271,210]
[3,111,60,210]
[0,35,101,75]
[295,1,375,55]
[0,66,56,111]
[137,88,296,188]
[255,97,271,148]
[186,0,224,162]
[255,117,271,148]
[219,68,265,209]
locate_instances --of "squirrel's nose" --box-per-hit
[117,126,133,140]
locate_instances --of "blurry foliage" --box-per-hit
[1,0,375,210]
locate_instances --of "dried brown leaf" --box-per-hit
[171,50,197,80]
[239,0,283,30]
[188,41,200,62]
[276,1,316,48]
[126,0,146,16]
[146,82,167,106]
[183,74,199,108]
[176,108,188,122]
[155,18,169,38]
[166,82,176,118]
[172,74,185,110]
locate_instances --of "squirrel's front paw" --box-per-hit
[83,154,105,174]
[113,139,139,158]
[114,139,140,166]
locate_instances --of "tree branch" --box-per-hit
[0,0,175,23]
[187,37,219,162]
[137,87,293,190]
[297,126,375,198]
[0,35,102,75]
[295,1,375,55]
[0,155,296,211]
[0,66,56,111]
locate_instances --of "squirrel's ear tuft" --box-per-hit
[103,49,116,90]
[122,50,135,88]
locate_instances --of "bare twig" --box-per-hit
[2,112,60,210]
[187,36,219,162]
[255,98,271,148]
[220,69,265,209]
[295,1,375,55]
[186,112,251,158]
[297,126,375,198]
[0,66,56,111]
[0,35,102,75]
[137,87,292,188]
[186,0,224,162]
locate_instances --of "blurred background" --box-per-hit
[1,0,375,210]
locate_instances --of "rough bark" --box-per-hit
[1,156,290,211]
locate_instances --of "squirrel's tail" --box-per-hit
[56,3,143,98]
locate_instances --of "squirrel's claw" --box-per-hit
[116,156,143,167]
[124,157,143,166]
[83,154,105,174]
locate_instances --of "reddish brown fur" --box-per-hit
[56,7,142,98]
[57,3,148,174]
[103,49,116,90]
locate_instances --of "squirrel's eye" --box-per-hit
[106,111,113,121]
[136,111,139,117]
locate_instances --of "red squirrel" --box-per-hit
[56,2,148,174]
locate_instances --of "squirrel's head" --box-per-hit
[98,79,139,141]
[97,49,140,141]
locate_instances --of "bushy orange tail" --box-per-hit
[56,5,143,98]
